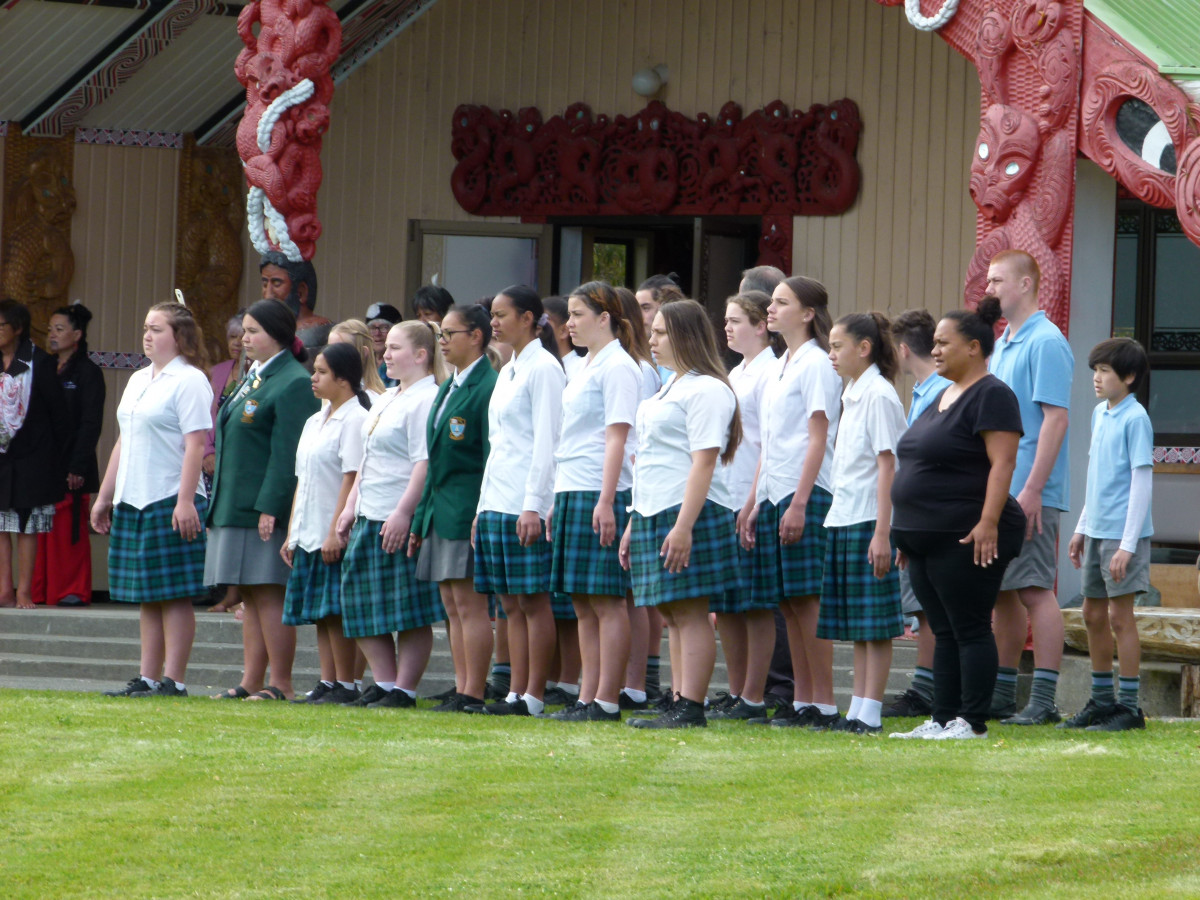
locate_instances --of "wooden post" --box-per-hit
[1183,665,1200,718]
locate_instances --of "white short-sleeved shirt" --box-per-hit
[355,375,438,521]
[824,364,907,528]
[632,372,737,516]
[478,342,565,517]
[554,339,642,493]
[756,340,842,504]
[114,356,214,509]
[562,350,586,384]
[289,400,369,551]
[721,348,775,510]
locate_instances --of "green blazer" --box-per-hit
[413,357,498,541]
[208,352,319,528]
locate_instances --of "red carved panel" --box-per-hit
[450,99,860,269]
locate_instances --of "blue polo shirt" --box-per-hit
[907,372,951,425]
[1082,393,1153,540]
[989,310,1074,510]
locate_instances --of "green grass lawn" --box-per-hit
[2,691,1199,899]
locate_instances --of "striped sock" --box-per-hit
[1118,675,1140,710]
[992,667,1019,710]
[1029,668,1059,710]
[1091,671,1115,706]
[910,667,935,704]
[490,663,511,695]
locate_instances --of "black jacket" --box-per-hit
[57,344,105,494]
[0,339,70,510]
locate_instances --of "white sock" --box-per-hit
[815,703,838,715]
[560,683,580,697]
[544,680,558,691]
[172,681,186,692]
[354,679,364,690]
[398,687,416,699]
[321,680,335,688]
[505,691,520,703]
[794,700,813,712]
[376,681,396,692]
[858,698,883,728]
[622,687,647,703]
[595,698,619,714]
[847,695,863,721]
[523,693,545,715]
[339,681,355,690]
[140,676,160,689]
[742,697,765,708]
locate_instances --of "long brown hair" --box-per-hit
[570,281,634,354]
[149,301,209,371]
[780,275,832,351]
[615,286,653,368]
[659,300,742,465]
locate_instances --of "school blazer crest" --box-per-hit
[413,359,498,542]
[208,353,320,528]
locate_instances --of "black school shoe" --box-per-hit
[628,697,707,729]
[707,698,768,721]
[130,677,188,698]
[482,698,530,716]
[368,688,416,709]
[1001,703,1062,726]
[346,684,390,707]
[707,691,737,713]
[618,690,649,711]
[882,689,933,718]
[545,701,590,721]
[1085,705,1146,732]
[104,676,152,697]
[846,719,882,735]
[587,701,621,722]
[1056,699,1117,729]
[542,686,577,707]
[423,686,457,703]
[808,711,845,731]
[292,682,333,704]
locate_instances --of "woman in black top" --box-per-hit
[34,303,105,606]
[889,297,1025,740]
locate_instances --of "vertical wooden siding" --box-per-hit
[315,0,981,328]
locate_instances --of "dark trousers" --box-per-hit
[764,608,793,700]
[892,527,1023,732]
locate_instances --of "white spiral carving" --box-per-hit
[905,0,959,31]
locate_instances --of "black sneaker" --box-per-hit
[707,691,737,713]
[130,676,188,698]
[483,698,530,716]
[104,676,154,697]
[618,690,649,711]
[1001,703,1062,726]
[808,711,845,731]
[545,701,590,722]
[770,706,820,728]
[346,684,390,707]
[987,701,1018,720]
[432,693,484,713]
[422,686,457,703]
[367,688,416,709]
[542,686,576,707]
[315,684,360,705]
[1085,704,1146,732]
[707,697,768,721]
[628,697,706,729]
[485,679,508,701]
[831,715,858,732]
[847,719,882,735]
[652,691,678,713]
[291,682,334,704]
[881,688,933,718]
[1056,699,1117,729]
[751,703,794,725]
[587,701,621,722]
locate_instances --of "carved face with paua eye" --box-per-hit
[969,104,1041,223]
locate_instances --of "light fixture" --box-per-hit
[632,63,670,97]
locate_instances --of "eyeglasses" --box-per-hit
[437,329,470,342]
[367,323,391,333]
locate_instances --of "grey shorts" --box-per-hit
[1080,536,1151,599]
[999,509,1059,591]
[899,568,923,615]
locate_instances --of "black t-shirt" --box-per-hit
[892,374,1026,534]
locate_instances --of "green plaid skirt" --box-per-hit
[709,536,754,614]
[339,517,445,638]
[108,496,208,604]
[630,500,738,608]
[748,488,832,608]
[816,521,903,641]
[282,547,342,625]
[551,592,577,620]
[549,490,631,600]
[474,510,552,596]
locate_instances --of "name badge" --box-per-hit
[449,416,466,440]
[241,399,259,423]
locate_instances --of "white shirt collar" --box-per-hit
[249,348,288,376]
[843,363,884,402]
[454,354,484,387]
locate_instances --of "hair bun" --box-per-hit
[975,295,1002,327]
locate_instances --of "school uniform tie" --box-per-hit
[433,379,459,428]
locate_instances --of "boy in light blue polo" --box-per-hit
[984,250,1074,724]
[1064,338,1152,732]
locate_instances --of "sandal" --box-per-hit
[211,686,251,700]
[245,686,287,702]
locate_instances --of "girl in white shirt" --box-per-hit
[819,313,907,734]
[707,290,782,721]
[473,287,565,717]
[280,343,371,705]
[335,322,447,708]
[739,276,842,728]
[92,302,213,698]
[619,299,741,729]
[547,281,641,722]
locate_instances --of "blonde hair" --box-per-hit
[394,320,448,384]
[330,319,386,394]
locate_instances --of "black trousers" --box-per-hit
[892,526,1024,732]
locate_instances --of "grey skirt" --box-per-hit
[416,528,474,583]
[204,525,289,587]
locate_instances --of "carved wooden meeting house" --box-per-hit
[1,0,1198,704]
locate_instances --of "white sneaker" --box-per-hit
[930,717,987,740]
[888,718,945,739]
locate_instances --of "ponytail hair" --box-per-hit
[780,276,832,351]
[498,284,560,362]
[395,320,449,385]
[317,342,371,410]
[943,295,1002,358]
[658,300,743,465]
[570,281,634,354]
[834,312,899,382]
[615,286,653,368]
